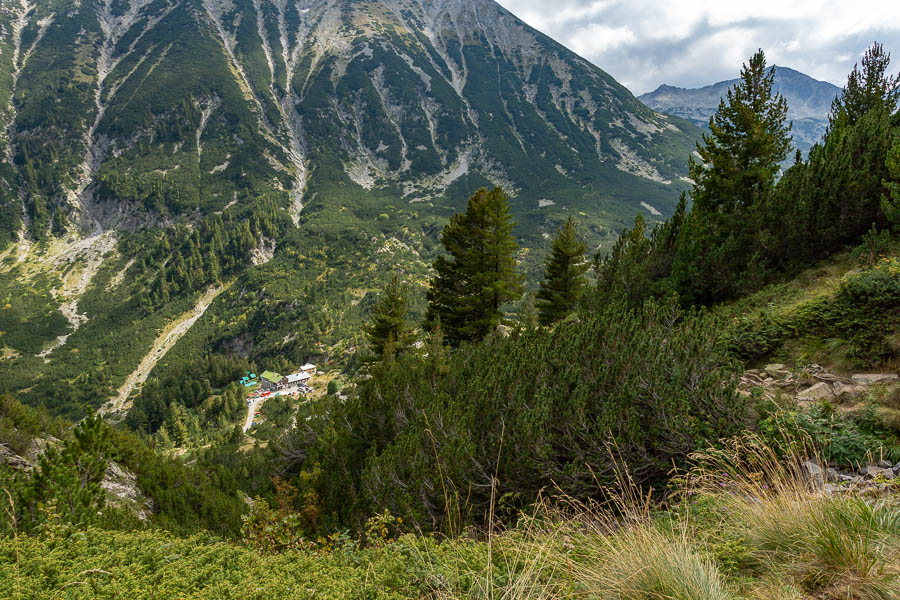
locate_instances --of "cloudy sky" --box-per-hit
[494,0,900,95]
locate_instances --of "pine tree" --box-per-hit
[536,216,588,325]
[829,42,900,129]
[427,187,523,345]
[363,275,416,361]
[675,50,791,303]
[517,292,539,331]
[22,416,112,529]
[884,136,900,230]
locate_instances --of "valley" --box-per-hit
[0,2,898,598]
[0,0,700,423]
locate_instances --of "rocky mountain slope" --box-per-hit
[0,0,698,241]
[0,0,700,420]
[639,66,840,154]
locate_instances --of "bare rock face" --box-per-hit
[0,443,33,471]
[103,461,155,520]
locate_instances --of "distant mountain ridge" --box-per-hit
[639,66,841,153]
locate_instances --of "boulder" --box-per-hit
[878,459,894,469]
[862,466,895,480]
[851,373,899,385]
[765,364,789,378]
[833,382,866,397]
[826,467,840,483]
[814,373,838,382]
[797,382,833,401]
[802,460,824,484]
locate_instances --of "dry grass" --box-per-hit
[432,435,900,600]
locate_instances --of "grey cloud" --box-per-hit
[496,0,900,94]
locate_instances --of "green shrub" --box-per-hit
[304,298,747,531]
[758,401,900,466]
[851,225,893,266]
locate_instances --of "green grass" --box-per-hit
[3,437,898,599]
[718,241,900,370]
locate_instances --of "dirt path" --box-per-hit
[99,283,228,416]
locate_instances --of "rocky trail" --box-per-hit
[739,363,899,404]
[741,363,900,494]
[99,283,228,416]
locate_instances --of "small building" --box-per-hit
[260,371,284,391]
[287,371,312,386]
[300,363,316,373]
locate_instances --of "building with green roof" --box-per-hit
[260,371,284,391]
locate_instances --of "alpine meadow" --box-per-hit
[1,1,900,598]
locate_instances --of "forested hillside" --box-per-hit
[0,0,700,427]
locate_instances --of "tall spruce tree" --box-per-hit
[427,187,523,345]
[536,216,588,325]
[364,275,416,361]
[802,42,900,250]
[883,136,900,229]
[673,50,791,304]
[829,42,900,129]
[689,50,791,214]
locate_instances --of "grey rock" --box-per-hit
[826,467,840,483]
[797,382,834,401]
[833,382,866,397]
[879,459,894,469]
[863,467,895,480]
[851,373,899,385]
[765,364,789,378]
[0,444,33,471]
[802,460,824,484]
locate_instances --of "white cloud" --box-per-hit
[495,0,900,94]
[568,24,636,56]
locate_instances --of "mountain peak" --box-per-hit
[638,66,840,152]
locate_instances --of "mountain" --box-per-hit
[0,0,698,241]
[0,0,700,420]
[639,66,841,154]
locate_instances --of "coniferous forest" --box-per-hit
[1,15,900,598]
